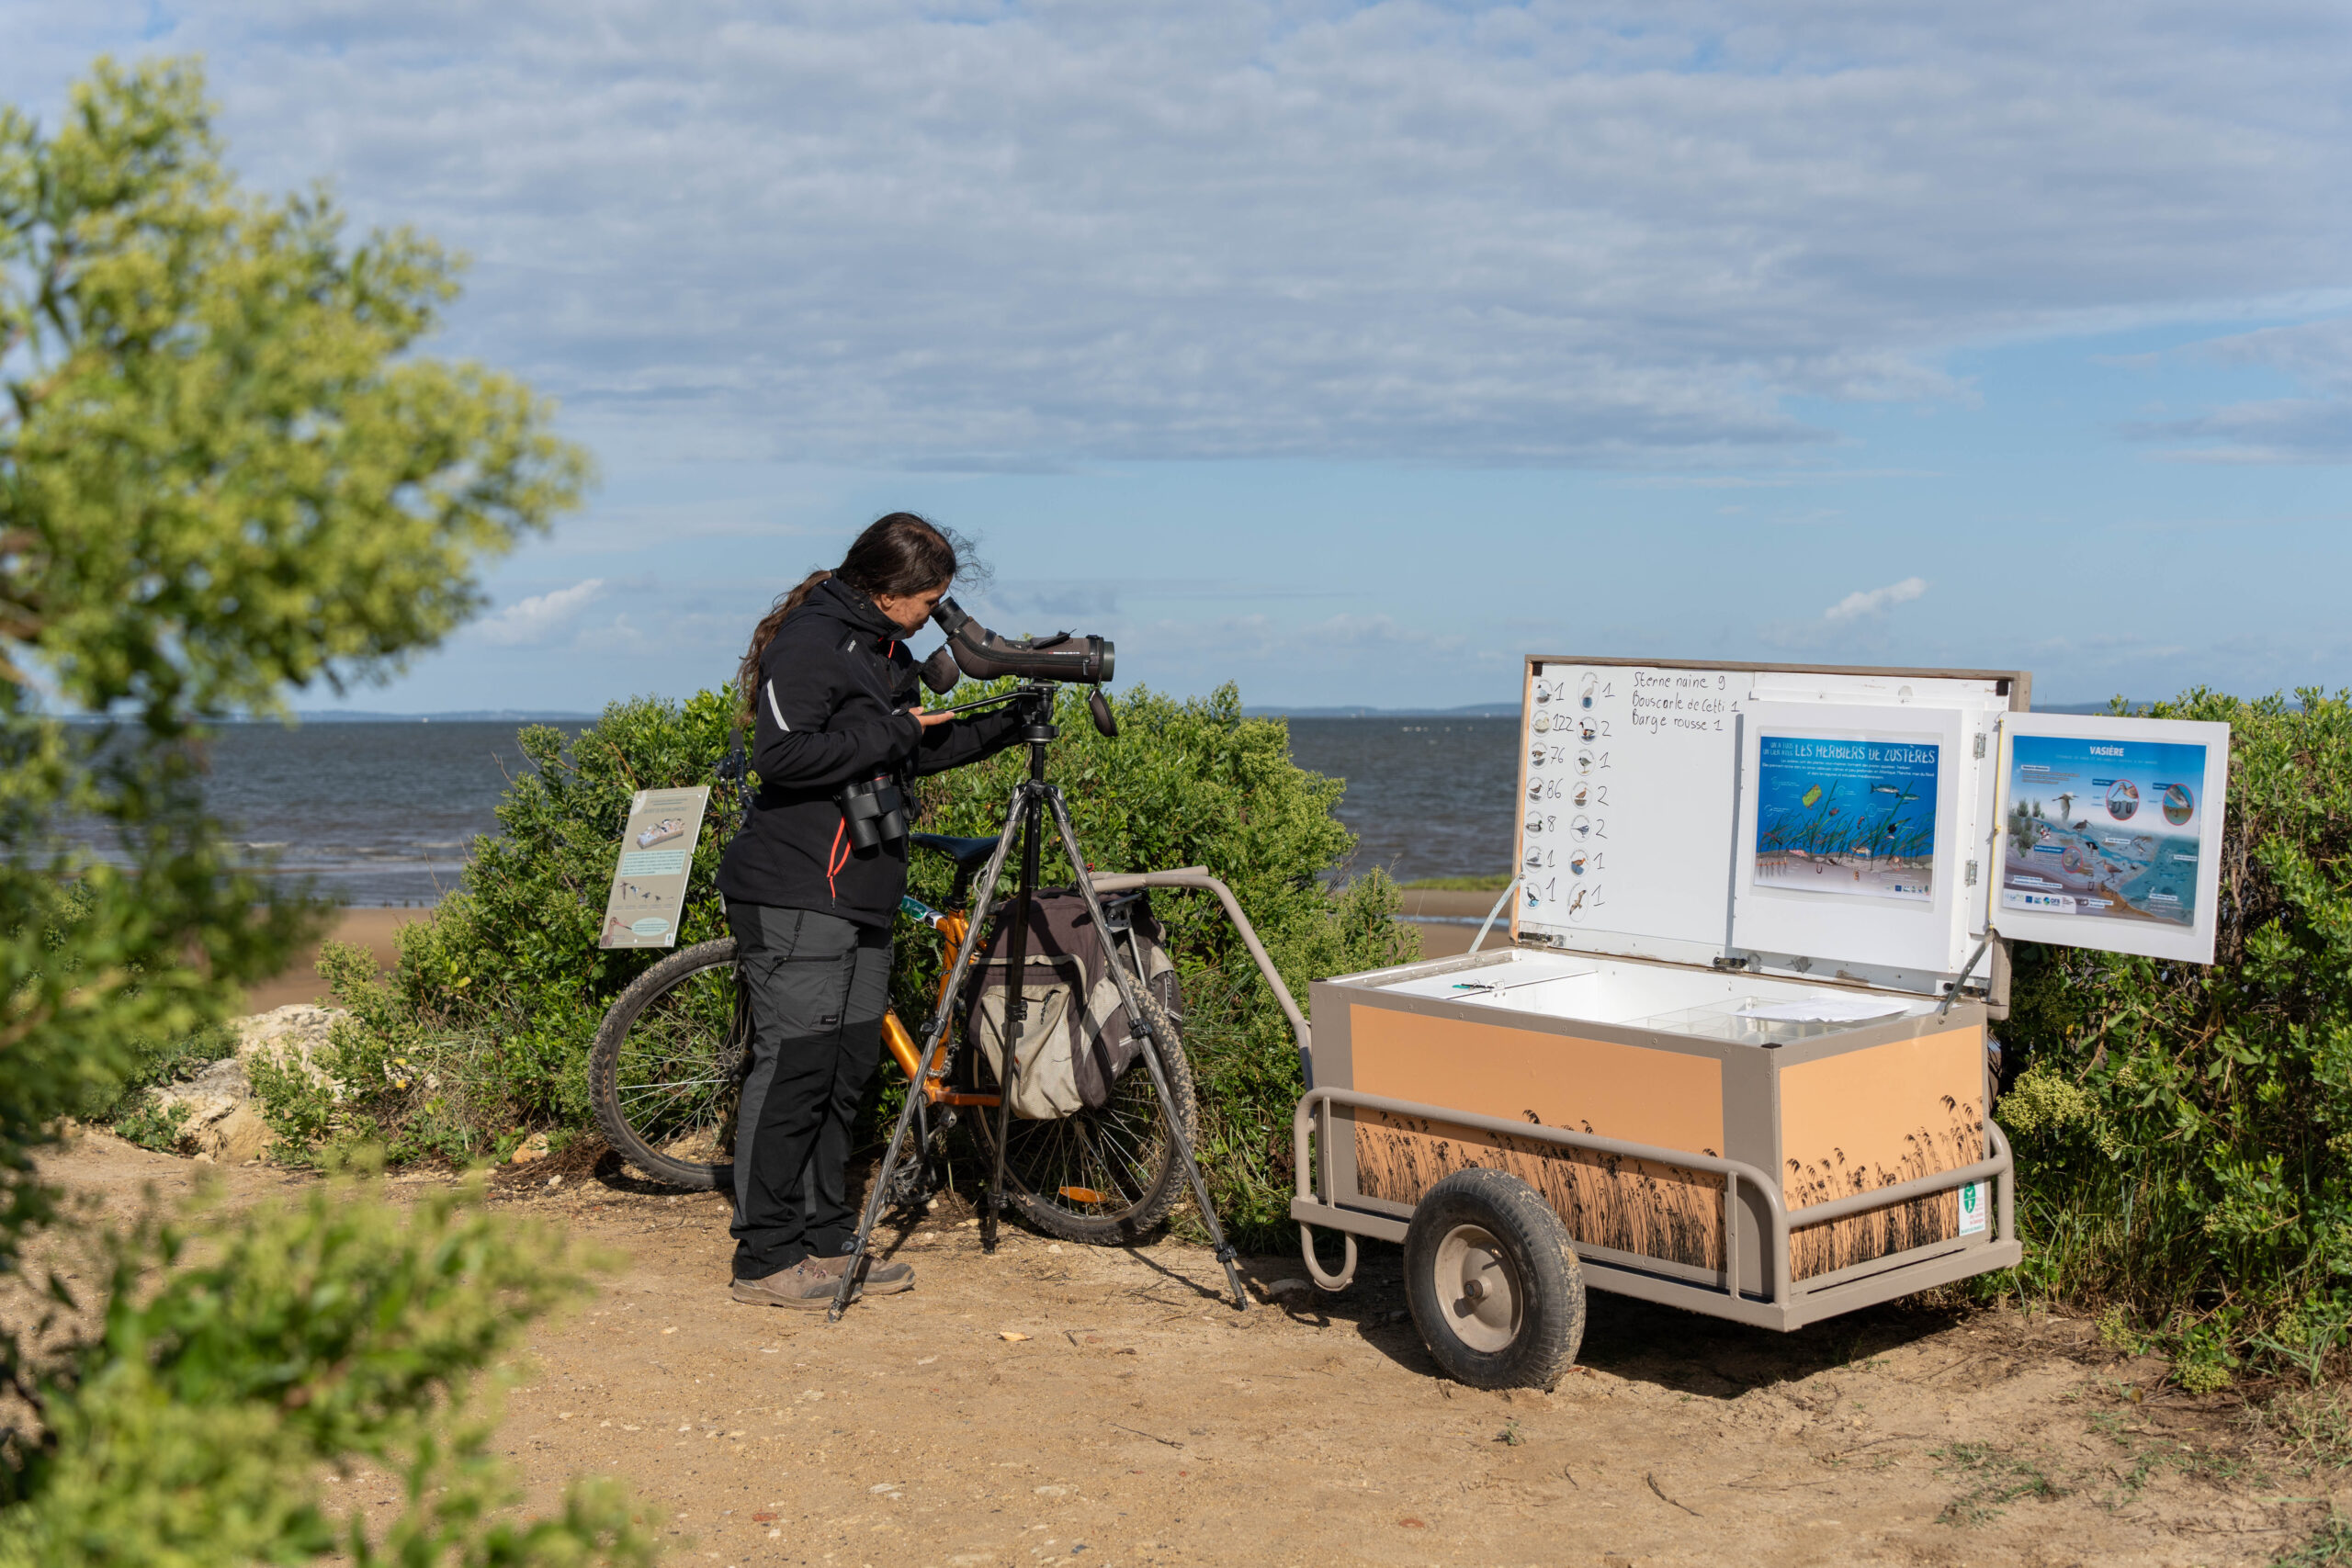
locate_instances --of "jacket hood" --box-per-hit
[802,575,902,640]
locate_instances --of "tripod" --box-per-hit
[829,684,1250,1321]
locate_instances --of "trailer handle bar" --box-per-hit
[1090,867,1313,1077]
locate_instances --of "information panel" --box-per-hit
[1752,734,1941,905]
[598,786,710,950]
[1730,701,1969,976]
[1994,715,2230,964]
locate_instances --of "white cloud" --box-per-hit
[472,579,607,646]
[2128,318,2352,462]
[1822,576,1928,624]
[13,2,2346,468]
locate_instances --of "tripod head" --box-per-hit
[921,678,1120,740]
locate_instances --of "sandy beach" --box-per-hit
[239,908,423,1012]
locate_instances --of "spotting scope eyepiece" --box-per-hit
[929,596,1114,684]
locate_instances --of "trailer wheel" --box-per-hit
[1404,1168,1586,1391]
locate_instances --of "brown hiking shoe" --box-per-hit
[729,1260,837,1311]
[809,1251,915,1294]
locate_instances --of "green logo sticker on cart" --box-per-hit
[1957,1180,1988,1236]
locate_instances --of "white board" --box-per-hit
[1992,714,2230,964]
[1515,661,1750,959]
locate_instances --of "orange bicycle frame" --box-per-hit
[881,908,998,1106]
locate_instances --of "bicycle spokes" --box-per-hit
[612,964,739,1160]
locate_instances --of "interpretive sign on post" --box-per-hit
[597,786,710,949]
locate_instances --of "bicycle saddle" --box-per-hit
[910,831,1002,870]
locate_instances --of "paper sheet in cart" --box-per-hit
[1734,995,1910,1024]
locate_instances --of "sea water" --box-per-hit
[68,715,1519,906]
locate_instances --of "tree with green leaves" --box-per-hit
[0,56,648,1563]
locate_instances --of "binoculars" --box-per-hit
[835,773,910,852]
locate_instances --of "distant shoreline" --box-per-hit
[57,699,2156,724]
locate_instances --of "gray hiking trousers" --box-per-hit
[726,902,893,1279]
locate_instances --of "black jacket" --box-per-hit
[715,577,1024,926]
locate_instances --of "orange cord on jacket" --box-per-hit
[825,819,850,901]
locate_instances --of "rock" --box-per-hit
[512,1132,551,1165]
[1262,1277,1313,1300]
[138,1005,346,1164]
[148,1055,270,1163]
[233,1004,345,1087]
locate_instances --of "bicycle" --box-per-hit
[587,829,1200,1245]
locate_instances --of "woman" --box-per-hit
[716,513,1024,1309]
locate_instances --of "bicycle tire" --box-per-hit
[590,937,747,1190]
[969,981,1199,1245]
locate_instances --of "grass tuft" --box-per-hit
[1932,1442,2064,1527]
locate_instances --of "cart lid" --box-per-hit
[1512,658,2027,1001]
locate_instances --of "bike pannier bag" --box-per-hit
[960,890,1178,1119]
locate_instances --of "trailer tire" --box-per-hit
[1404,1168,1585,1391]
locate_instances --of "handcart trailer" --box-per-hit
[1288,947,2019,1387]
[1099,867,2021,1388]
[1283,654,2048,1390]
[1115,653,2229,1393]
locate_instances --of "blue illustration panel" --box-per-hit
[1753,735,1941,903]
[2001,734,2207,928]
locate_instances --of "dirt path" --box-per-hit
[45,1133,2343,1568]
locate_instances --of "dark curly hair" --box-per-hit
[737,513,966,716]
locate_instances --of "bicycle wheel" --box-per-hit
[590,937,748,1190]
[969,983,1199,1245]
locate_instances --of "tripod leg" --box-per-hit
[826,1032,936,1324]
[1045,790,1250,1312]
[985,780,1046,1257]
[907,1095,933,1202]
[828,818,1024,1322]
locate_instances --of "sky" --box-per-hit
[5,2,2348,712]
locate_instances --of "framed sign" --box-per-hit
[1750,731,1942,906]
[1993,715,2230,964]
[1730,701,1971,976]
[598,785,710,949]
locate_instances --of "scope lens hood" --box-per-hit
[916,644,960,694]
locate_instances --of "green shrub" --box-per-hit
[109,1094,195,1156]
[0,1174,652,1565]
[0,54,636,1564]
[306,688,745,1147]
[1999,686,2352,1382]
[322,680,1412,1239]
